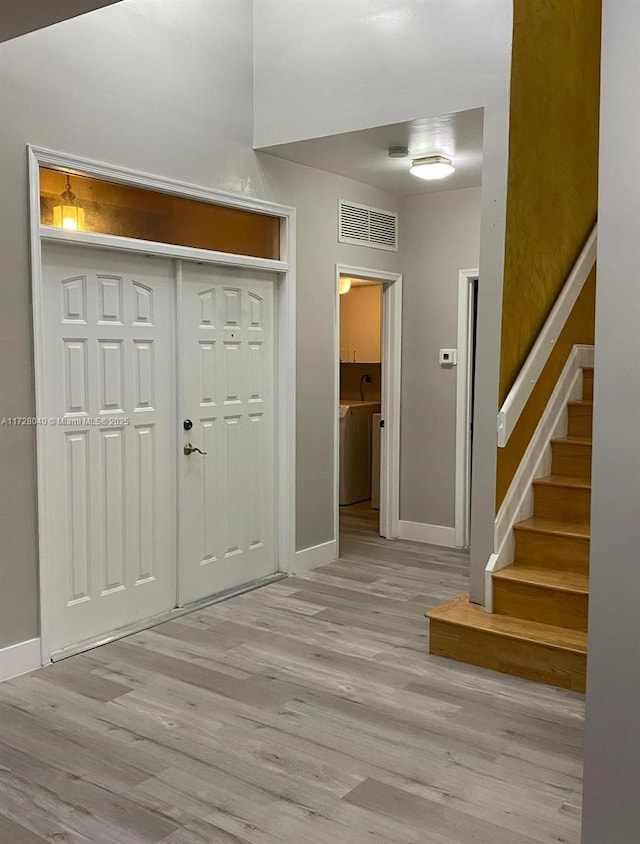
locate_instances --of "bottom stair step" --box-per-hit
[426,594,586,692]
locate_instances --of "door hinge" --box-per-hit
[379,419,385,428]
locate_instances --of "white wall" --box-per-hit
[254,0,513,602]
[253,0,512,150]
[0,0,262,649]
[400,187,481,529]
[258,154,401,549]
[582,2,640,841]
[0,0,512,652]
[0,0,403,648]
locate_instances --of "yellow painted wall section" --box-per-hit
[500,0,601,404]
[496,267,595,507]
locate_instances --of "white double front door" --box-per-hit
[41,243,277,657]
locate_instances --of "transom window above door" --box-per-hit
[39,167,281,260]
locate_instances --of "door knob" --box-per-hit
[184,442,207,456]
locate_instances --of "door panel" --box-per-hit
[180,263,277,605]
[40,245,279,653]
[41,243,176,655]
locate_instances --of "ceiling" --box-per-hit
[0,0,121,43]
[262,108,484,197]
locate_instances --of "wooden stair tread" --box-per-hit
[551,435,592,446]
[567,399,593,407]
[515,516,590,539]
[493,565,589,594]
[533,474,591,490]
[426,594,587,654]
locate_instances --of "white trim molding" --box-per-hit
[379,274,403,540]
[0,638,42,682]
[497,226,597,447]
[455,269,478,547]
[293,540,337,574]
[485,344,594,608]
[30,145,288,217]
[334,264,402,552]
[399,520,456,548]
[41,226,289,274]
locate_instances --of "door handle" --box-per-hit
[184,442,207,456]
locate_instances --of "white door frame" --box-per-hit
[334,264,402,549]
[29,146,297,663]
[455,269,479,548]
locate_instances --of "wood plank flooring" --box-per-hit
[0,503,584,843]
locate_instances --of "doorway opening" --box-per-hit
[339,278,383,539]
[456,270,479,548]
[334,265,402,554]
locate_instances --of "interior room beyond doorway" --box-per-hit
[339,277,384,540]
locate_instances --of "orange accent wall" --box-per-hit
[500,0,601,405]
[496,267,596,507]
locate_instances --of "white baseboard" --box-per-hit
[0,638,42,682]
[294,540,337,574]
[398,520,456,548]
[486,344,594,608]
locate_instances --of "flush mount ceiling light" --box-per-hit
[339,277,352,295]
[409,155,455,180]
[53,174,85,231]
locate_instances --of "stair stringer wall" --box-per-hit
[485,344,594,611]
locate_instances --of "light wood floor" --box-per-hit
[0,512,584,843]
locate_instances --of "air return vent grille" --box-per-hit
[338,200,398,252]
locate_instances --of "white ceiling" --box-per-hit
[262,108,484,197]
[0,0,121,43]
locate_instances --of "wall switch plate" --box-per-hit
[439,348,457,366]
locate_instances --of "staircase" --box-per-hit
[427,368,593,692]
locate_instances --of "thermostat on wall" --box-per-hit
[439,349,457,366]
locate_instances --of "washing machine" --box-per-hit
[371,412,381,510]
[339,401,381,505]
